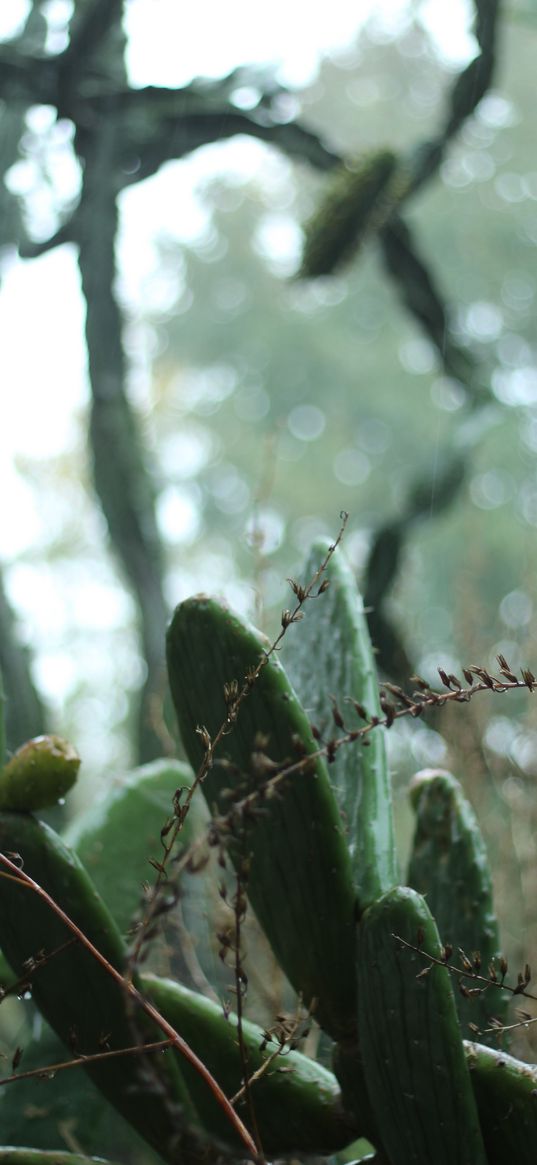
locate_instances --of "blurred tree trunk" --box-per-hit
[0,568,47,752]
[68,0,169,762]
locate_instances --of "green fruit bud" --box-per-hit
[0,735,80,811]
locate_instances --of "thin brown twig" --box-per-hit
[168,664,536,886]
[0,1038,173,1088]
[394,932,537,1038]
[230,1042,287,1106]
[230,1005,305,1106]
[0,853,257,1158]
[393,933,536,1002]
[481,1014,537,1036]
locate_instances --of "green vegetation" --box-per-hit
[0,537,535,1163]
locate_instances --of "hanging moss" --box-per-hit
[299,149,402,277]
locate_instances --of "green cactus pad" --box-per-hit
[332,1041,382,1149]
[283,538,397,911]
[356,886,488,1165]
[64,758,231,993]
[0,1153,121,1164]
[64,760,204,921]
[0,736,80,811]
[0,1021,164,1165]
[166,595,357,1040]
[143,973,359,1155]
[464,1041,537,1165]
[0,812,198,1164]
[407,767,508,1043]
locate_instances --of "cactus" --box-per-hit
[63,758,218,984]
[0,538,535,1164]
[464,1042,537,1165]
[0,1154,124,1165]
[0,811,198,1164]
[143,973,358,1155]
[407,768,509,1043]
[0,735,80,811]
[357,886,488,1164]
[166,595,357,1041]
[282,536,398,911]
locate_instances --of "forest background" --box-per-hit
[1,0,537,974]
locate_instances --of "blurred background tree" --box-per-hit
[1,0,537,959]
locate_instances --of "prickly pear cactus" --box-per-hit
[0,537,535,1165]
[464,1042,537,1165]
[0,735,80,811]
[283,537,398,911]
[166,594,357,1040]
[356,886,488,1165]
[143,973,357,1155]
[0,810,198,1164]
[407,768,509,1043]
